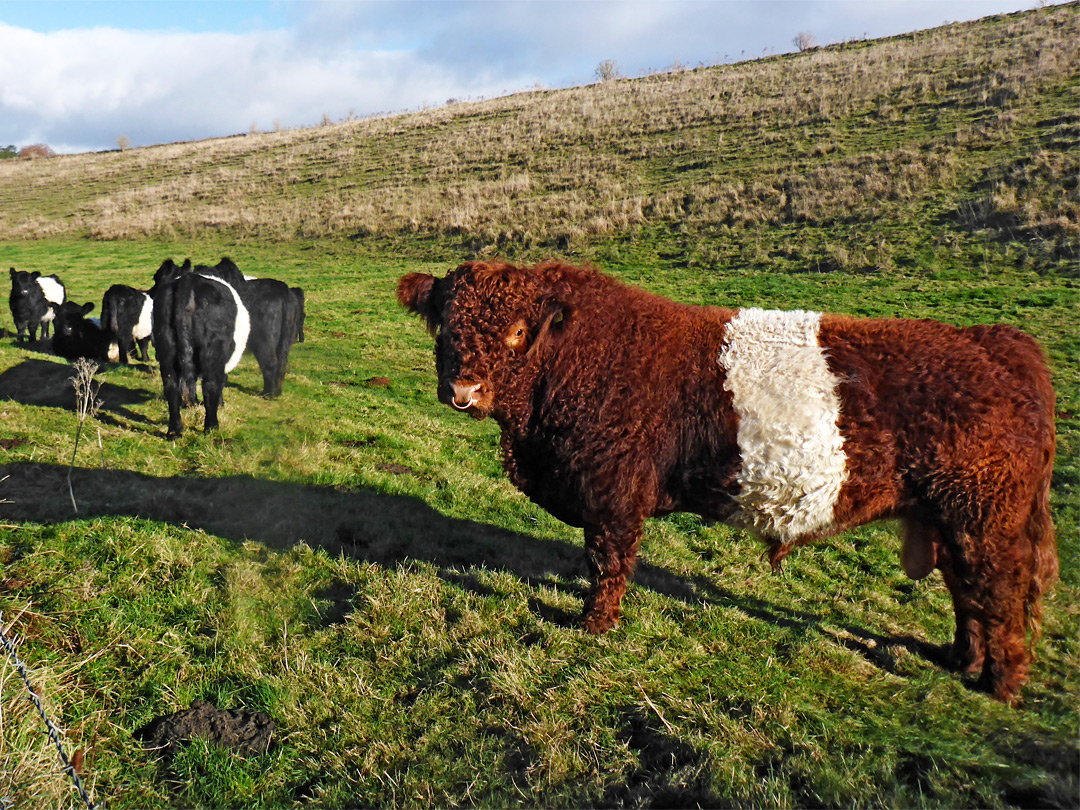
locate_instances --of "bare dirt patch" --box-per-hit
[137,700,275,761]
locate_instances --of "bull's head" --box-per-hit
[397,260,569,419]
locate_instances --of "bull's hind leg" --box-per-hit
[979,581,1031,704]
[938,525,1033,703]
[582,520,643,634]
[973,526,1036,703]
[937,547,986,675]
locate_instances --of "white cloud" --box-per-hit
[0,1,1044,153]
[0,20,530,151]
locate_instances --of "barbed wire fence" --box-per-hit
[0,612,101,809]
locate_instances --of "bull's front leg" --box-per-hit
[581,518,644,634]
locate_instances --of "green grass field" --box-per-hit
[1,5,1078,808]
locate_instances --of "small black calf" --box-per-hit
[101,284,153,364]
[51,301,114,363]
[9,268,66,343]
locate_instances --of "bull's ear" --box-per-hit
[31,271,41,280]
[8,268,15,278]
[528,294,571,356]
[81,302,95,316]
[397,273,441,332]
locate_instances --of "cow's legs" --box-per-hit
[252,330,290,398]
[161,368,185,439]
[136,336,151,362]
[202,371,226,433]
[581,519,643,634]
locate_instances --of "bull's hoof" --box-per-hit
[582,610,619,634]
[978,670,1024,706]
[944,637,986,675]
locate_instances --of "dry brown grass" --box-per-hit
[0,4,1076,256]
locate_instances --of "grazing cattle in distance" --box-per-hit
[9,268,66,343]
[51,301,116,363]
[101,284,153,364]
[194,258,301,397]
[151,258,250,438]
[398,259,1058,704]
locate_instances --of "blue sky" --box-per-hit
[0,0,1049,154]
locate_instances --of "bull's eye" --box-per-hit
[504,319,529,354]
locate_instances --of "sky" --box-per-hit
[0,0,1052,155]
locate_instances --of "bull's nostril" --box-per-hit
[451,381,483,409]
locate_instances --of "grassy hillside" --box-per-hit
[1,5,1078,809]
[1,4,1076,272]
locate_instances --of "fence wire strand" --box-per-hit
[0,612,101,809]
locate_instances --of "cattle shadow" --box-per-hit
[0,358,155,427]
[0,461,948,677]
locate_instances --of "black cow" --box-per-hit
[194,258,301,398]
[101,284,153,364]
[9,268,66,343]
[51,301,114,363]
[151,258,250,438]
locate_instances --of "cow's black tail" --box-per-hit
[101,292,120,338]
[176,275,199,406]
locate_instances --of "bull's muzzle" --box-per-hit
[447,380,485,411]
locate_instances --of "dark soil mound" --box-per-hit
[137,700,275,760]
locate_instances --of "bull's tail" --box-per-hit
[967,324,1059,644]
[176,277,199,406]
[1025,436,1058,644]
[1017,333,1058,647]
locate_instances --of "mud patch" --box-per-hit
[376,462,413,476]
[137,700,275,761]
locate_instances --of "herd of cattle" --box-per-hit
[8,259,305,438]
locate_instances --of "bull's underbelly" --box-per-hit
[718,308,848,543]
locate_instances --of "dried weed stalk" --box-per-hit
[67,359,103,513]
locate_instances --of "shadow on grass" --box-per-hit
[0,357,156,427]
[0,460,949,679]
